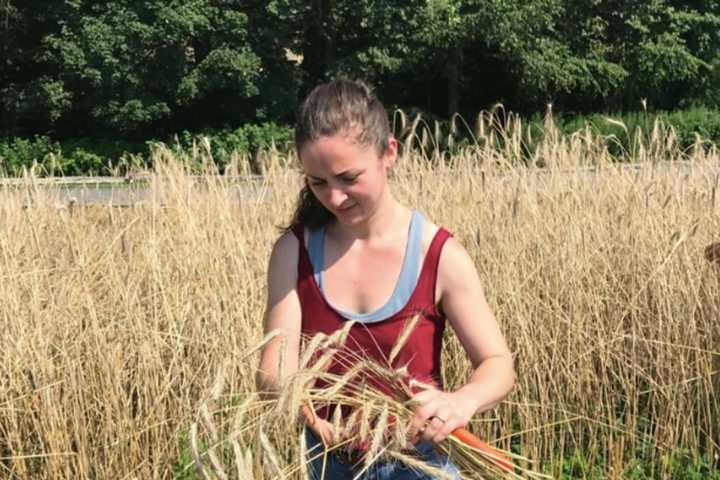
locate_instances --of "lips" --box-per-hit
[337,204,356,213]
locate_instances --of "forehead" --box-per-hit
[299,133,377,175]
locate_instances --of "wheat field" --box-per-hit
[1,116,719,479]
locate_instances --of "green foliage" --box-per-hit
[545,448,720,479]
[0,122,293,177]
[661,449,720,480]
[528,106,720,157]
[173,428,203,480]
[177,47,261,105]
[704,55,720,107]
[169,123,294,172]
[0,136,61,176]
[4,106,720,177]
[2,0,266,136]
[558,449,605,478]
[0,136,149,176]
[2,0,720,137]
[659,105,720,147]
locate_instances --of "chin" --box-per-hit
[337,215,362,226]
[335,208,364,224]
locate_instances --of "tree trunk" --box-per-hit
[323,0,334,74]
[447,45,461,117]
[303,0,334,84]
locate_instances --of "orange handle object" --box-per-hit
[451,427,514,473]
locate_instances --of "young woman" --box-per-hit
[256,79,515,479]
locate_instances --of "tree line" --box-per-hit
[2,0,719,141]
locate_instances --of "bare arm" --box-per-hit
[255,231,302,396]
[255,230,338,444]
[412,237,515,443]
[440,237,515,412]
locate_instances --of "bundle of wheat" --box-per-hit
[190,317,547,479]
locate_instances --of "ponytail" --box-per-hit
[287,181,335,231]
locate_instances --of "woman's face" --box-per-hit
[299,131,397,226]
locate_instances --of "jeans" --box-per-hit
[304,428,461,479]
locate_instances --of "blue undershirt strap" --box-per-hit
[307,210,423,323]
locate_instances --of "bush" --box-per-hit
[177,122,293,154]
[659,106,720,147]
[1,108,717,177]
[401,105,720,162]
[526,105,720,159]
[0,123,295,177]
[0,136,61,175]
[169,122,294,172]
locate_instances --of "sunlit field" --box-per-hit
[1,115,719,479]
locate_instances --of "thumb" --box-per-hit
[302,404,317,426]
[411,387,439,407]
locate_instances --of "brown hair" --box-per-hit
[287,78,391,231]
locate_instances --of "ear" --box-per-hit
[382,136,398,169]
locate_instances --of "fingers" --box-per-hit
[408,390,463,444]
[301,404,316,425]
[310,419,336,446]
[421,415,456,443]
[411,388,439,405]
[408,389,441,438]
[301,405,337,446]
[409,412,455,444]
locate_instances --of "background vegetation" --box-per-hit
[2,0,719,174]
[1,117,718,479]
[3,105,720,177]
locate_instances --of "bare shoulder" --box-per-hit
[418,215,472,275]
[436,234,483,300]
[264,229,303,333]
[419,216,441,256]
[271,229,300,261]
[438,236,476,275]
[417,215,477,302]
[267,230,300,290]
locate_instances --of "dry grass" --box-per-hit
[0,116,719,478]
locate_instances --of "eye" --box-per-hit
[309,179,326,187]
[341,175,359,184]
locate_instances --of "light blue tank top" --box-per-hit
[307,210,424,323]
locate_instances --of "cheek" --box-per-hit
[349,182,374,200]
[364,175,386,197]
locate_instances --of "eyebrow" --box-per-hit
[307,169,363,180]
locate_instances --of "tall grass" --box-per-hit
[0,118,718,478]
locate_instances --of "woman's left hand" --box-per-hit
[408,388,474,444]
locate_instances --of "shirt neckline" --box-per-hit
[308,209,423,322]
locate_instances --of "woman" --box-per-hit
[257,79,515,479]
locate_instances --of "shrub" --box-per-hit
[168,122,294,172]
[659,106,720,147]
[559,107,720,150]
[1,108,717,177]
[0,136,60,175]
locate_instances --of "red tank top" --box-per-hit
[291,223,453,419]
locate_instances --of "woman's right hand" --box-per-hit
[302,404,337,446]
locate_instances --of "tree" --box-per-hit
[3,0,719,139]
[564,0,720,110]
[3,0,266,137]
[0,1,77,136]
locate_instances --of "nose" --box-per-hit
[327,186,349,208]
